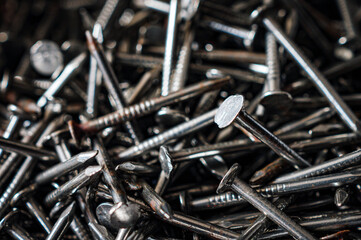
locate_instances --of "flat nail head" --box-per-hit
[216,163,240,194]
[96,202,141,229]
[260,91,293,112]
[214,95,244,128]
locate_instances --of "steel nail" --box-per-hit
[215,95,310,169]
[34,150,98,185]
[117,108,217,160]
[44,165,102,206]
[274,148,361,183]
[45,202,76,240]
[68,77,230,139]
[161,0,180,97]
[37,52,87,109]
[154,146,174,195]
[259,14,361,134]
[217,163,316,240]
[261,168,361,197]
[260,32,292,113]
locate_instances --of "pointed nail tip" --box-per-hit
[82,150,99,159]
[61,202,76,217]
[68,120,83,148]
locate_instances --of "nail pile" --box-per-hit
[2,0,361,239]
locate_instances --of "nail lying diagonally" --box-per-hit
[216,164,316,240]
[85,30,142,144]
[37,52,87,109]
[274,107,335,136]
[241,196,295,240]
[117,109,218,160]
[44,166,102,206]
[215,95,310,169]
[68,77,230,138]
[260,15,361,134]
[260,32,292,113]
[34,150,98,185]
[45,202,76,240]
[274,148,361,183]
[0,137,57,161]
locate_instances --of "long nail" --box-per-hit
[45,202,76,240]
[85,31,142,144]
[37,52,87,109]
[161,0,180,97]
[260,32,292,113]
[68,77,230,138]
[261,168,361,197]
[139,179,173,220]
[274,148,361,183]
[117,109,217,160]
[0,137,57,161]
[215,95,310,169]
[93,137,128,204]
[260,15,361,134]
[274,107,334,136]
[217,163,316,240]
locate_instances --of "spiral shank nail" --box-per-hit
[45,178,81,205]
[119,109,216,159]
[45,188,63,206]
[262,183,288,197]
[208,192,244,207]
[89,99,157,130]
[97,0,120,29]
[170,35,192,92]
[33,80,52,90]
[207,21,249,39]
[117,53,162,68]
[265,33,280,85]
[293,150,361,180]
